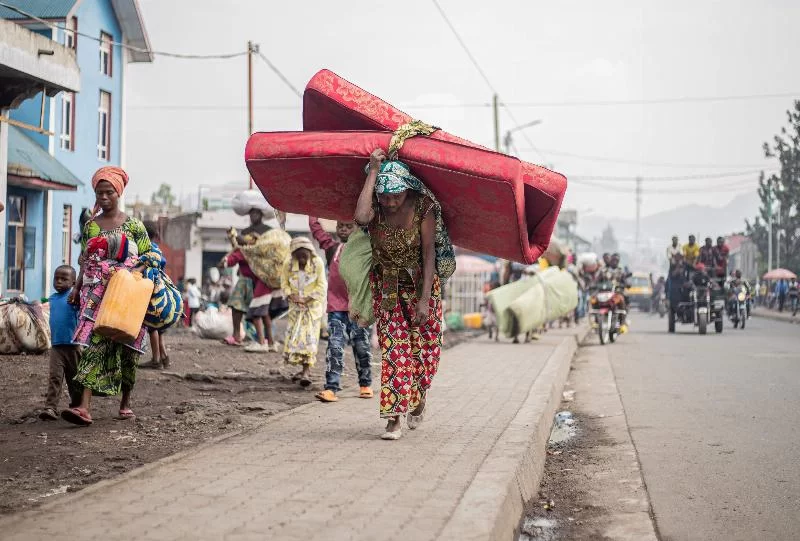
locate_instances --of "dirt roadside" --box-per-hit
[0,326,478,515]
[519,343,658,541]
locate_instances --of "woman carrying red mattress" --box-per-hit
[354,148,455,440]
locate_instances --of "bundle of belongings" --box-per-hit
[228,190,291,290]
[487,267,578,338]
[0,297,51,354]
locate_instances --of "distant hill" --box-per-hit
[576,192,759,247]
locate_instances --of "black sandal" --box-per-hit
[139,359,163,370]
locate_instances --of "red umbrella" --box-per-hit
[763,268,797,280]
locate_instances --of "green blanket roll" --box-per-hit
[339,229,375,327]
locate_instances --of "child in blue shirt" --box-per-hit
[39,265,82,421]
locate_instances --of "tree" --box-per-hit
[151,183,175,207]
[746,101,800,272]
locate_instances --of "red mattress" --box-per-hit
[248,131,552,263]
[245,70,567,263]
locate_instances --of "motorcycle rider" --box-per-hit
[600,252,631,332]
[730,270,753,318]
[682,235,700,267]
[713,236,730,280]
[666,235,682,297]
[699,237,717,269]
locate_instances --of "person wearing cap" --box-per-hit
[281,236,327,387]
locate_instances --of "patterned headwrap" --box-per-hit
[367,159,456,282]
[91,166,129,196]
[376,160,416,195]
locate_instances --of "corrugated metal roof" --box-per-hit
[0,0,77,20]
[7,125,82,188]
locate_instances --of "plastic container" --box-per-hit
[462,312,483,329]
[94,269,154,343]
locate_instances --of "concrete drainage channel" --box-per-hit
[517,409,578,541]
[515,343,659,541]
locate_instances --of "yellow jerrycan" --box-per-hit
[94,269,154,343]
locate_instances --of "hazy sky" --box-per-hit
[125,0,799,220]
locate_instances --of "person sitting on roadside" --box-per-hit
[39,265,82,421]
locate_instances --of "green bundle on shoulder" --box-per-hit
[340,228,375,327]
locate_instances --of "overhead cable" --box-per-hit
[256,51,303,98]
[0,1,247,59]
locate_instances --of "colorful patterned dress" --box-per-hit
[281,255,327,366]
[369,196,444,418]
[74,217,151,396]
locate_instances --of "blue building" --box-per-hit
[1,0,151,299]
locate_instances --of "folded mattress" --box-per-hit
[301,69,567,263]
[248,130,549,263]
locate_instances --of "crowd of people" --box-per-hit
[34,149,453,441]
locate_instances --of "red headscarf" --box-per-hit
[91,166,129,196]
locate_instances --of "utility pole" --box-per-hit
[247,40,258,189]
[767,179,773,272]
[493,94,500,152]
[776,205,781,270]
[635,177,642,253]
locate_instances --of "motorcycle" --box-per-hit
[654,291,667,318]
[668,268,724,335]
[728,286,748,329]
[589,281,626,345]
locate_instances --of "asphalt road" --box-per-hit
[602,312,800,541]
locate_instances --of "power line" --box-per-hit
[256,51,302,98]
[431,0,497,94]
[570,178,756,194]
[0,1,247,59]
[504,92,799,108]
[514,147,772,170]
[569,169,771,182]
[428,0,552,164]
[126,102,496,111]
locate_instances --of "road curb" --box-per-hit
[753,310,799,324]
[437,332,579,541]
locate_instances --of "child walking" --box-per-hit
[39,265,82,420]
[282,236,327,387]
[308,217,373,402]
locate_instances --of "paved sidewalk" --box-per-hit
[1,330,578,541]
[753,307,799,324]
